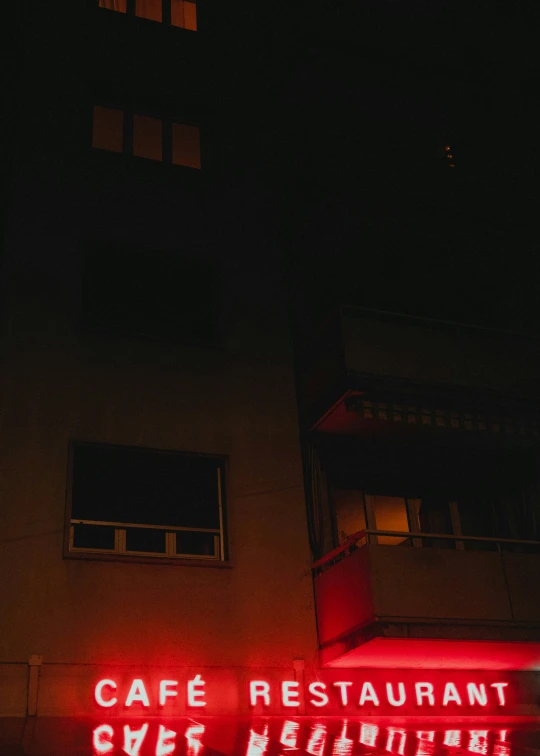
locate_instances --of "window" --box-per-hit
[81,245,220,345]
[92,106,201,169]
[66,443,227,563]
[98,0,197,31]
[333,488,451,547]
[92,106,123,153]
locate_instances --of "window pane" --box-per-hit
[334,489,366,544]
[172,123,201,169]
[136,0,162,22]
[99,0,127,12]
[176,531,217,557]
[133,114,162,161]
[73,524,116,551]
[125,528,166,553]
[171,0,197,30]
[371,495,410,545]
[72,444,222,529]
[92,106,123,153]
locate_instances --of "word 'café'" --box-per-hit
[95,676,509,711]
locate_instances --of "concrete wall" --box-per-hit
[0,155,318,716]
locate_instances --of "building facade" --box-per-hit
[2,0,540,753]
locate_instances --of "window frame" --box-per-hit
[63,441,231,568]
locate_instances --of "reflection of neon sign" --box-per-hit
[91,725,512,756]
[94,677,509,710]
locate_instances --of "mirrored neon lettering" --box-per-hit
[156,726,177,756]
[93,725,114,754]
[123,724,149,756]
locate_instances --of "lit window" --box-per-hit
[92,106,123,153]
[171,0,197,30]
[172,122,201,169]
[334,489,367,543]
[369,495,410,545]
[136,0,162,22]
[133,114,163,161]
[98,0,197,30]
[99,0,127,12]
[66,443,227,563]
[92,107,201,168]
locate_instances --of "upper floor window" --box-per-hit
[98,0,197,31]
[92,105,201,169]
[66,443,227,564]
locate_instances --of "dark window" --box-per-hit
[81,245,220,345]
[67,443,227,562]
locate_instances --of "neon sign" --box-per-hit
[94,676,508,713]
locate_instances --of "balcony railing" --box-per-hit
[312,529,540,574]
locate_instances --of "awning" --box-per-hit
[2,717,540,756]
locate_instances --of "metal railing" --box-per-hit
[312,528,540,573]
[70,518,222,560]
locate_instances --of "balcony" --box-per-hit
[298,306,540,436]
[313,531,540,669]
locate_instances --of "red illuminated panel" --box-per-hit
[324,637,540,670]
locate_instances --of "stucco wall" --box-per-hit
[0,164,317,718]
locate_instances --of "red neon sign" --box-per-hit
[93,672,512,716]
